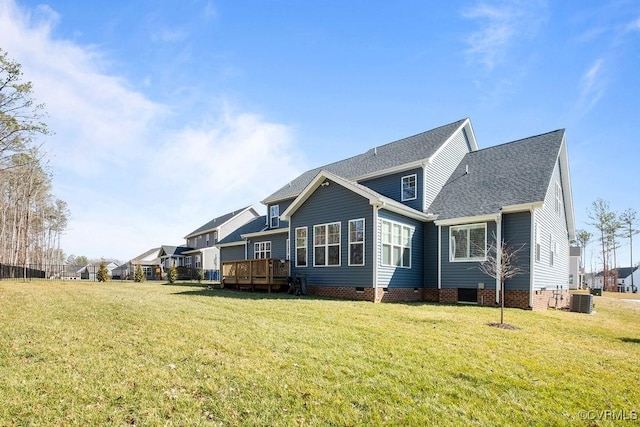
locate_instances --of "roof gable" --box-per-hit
[430,129,566,221]
[281,170,433,222]
[184,206,259,238]
[216,215,268,246]
[263,118,473,204]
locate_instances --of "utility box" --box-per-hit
[570,294,593,314]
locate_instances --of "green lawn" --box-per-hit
[1,281,639,426]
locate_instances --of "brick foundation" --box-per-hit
[305,285,375,301]
[304,285,569,311]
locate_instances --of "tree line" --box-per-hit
[575,199,638,290]
[0,48,69,273]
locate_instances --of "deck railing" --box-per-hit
[221,258,290,292]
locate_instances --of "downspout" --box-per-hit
[529,209,536,308]
[496,211,502,305]
[372,204,380,302]
[437,225,442,290]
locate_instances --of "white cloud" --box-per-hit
[152,106,304,216]
[0,0,305,260]
[461,0,548,70]
[577,58,605,115]
[0,0,165,177]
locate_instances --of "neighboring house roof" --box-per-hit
[130,247,162,265]
[595,267,638,278]
[158,245,192,257]
[216,216,268,247]
[570,246,582,257]
[262,118,474,204]
[184,206,260,239]
[429,129,565,222]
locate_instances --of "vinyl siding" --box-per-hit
[425,130,471,211]
[424,221,439,288]
[502,211,532,291]
[532,161,570,291]
[359,168,424,211]
[289,179,374,287]
[220,245,246,262]
[440,221,496,289]
[376,210,424,288]
[248,232,289,260]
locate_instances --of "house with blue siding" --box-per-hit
[219,118,575,310]
[183,206,260,279]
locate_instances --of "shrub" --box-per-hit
[196,268,204,284]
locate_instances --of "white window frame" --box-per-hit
[381,219,412,268]
[295,227,308,267]
[401,174,417,201]
[270,205,280,228]
[195,255,202,268]
[314,222,341,267]
[348,219,365,266]
[449,223,487,262]
[555,182,562,215]
[185,256,192,268]
[254,241,272,259]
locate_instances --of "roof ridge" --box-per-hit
[473,128,565,153]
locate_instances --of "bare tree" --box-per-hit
[620,208,639,292]
[588,199,617,291]
[478,234,527,325]
[0,48,67,277]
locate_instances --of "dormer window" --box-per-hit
[401,174,417,201]
[270,205,280,228]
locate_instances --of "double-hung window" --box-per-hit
[254,241,271,259]
[349,219,365,266]
[381,220,412,268]
[450,223,486,262]
[295,227,307,267]
[401,174,417,201]
[270,205,280,228]
[314,222,341,266]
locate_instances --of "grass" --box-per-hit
[1,281,639,426]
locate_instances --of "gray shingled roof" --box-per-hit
[428,129,565,220]
[262,119,467,203]
[185,206,253,238]
[216,215,268,245]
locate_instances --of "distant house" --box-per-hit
[183,206,261,279]
[62,264,88,280]
[78,261,118,281]
[592,267,639,293]
[220,118,576,310]
[128,247,164,280]
[569,246,583,289]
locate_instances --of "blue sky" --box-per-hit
[1,0,639,269]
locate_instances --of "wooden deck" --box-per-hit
[221,258,289,293]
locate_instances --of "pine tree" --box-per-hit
[167,265,178,284]
[134,264,145,283]
[96,262,109,282]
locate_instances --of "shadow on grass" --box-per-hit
[620,337,640,344]
[172,287,303,301]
